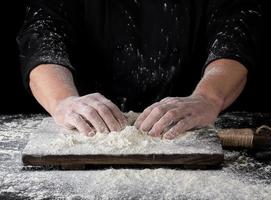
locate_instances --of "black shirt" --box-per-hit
[17,0,263,112]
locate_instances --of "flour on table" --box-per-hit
[23,111,223,156]
[2,114,271,200]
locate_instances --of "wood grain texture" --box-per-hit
[22,153,224,168]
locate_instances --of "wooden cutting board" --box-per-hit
[22,117,224,169]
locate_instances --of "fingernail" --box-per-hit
[134,122,139,129]
[103,129,109,134]
[121,123,127,130]
[141,130,148,135]
[88,131,95,136]
[100,128,108,134]
[148,130,159,137]
[148,131,155,137]
[140,125,149,132]
[164,133,174,140]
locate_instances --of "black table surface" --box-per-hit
[0,113,271,200]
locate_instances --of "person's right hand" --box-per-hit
[51,93,128,136]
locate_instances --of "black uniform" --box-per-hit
[17,0,263,112]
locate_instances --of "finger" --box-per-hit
[68,113,95,136]
[148,107,190,137]
[101,99,128,129]
[62,122,75,130]
[160,97,175,103]
[59,116,75,130]
[161,97,189,104]
[91,92,106,100]
[77,104,109,133]
[163,116,195,140]
[91,93,127,129]
[93,102,122,132]
[139,104,176,133]
[134,102,163,129]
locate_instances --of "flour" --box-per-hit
[2,165,271,200]
[23,111,223,156]
[1,114,271,200]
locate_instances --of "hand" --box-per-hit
[134,94,221,139]
[52,93,128,136]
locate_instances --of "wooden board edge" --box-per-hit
[22,153,224,167]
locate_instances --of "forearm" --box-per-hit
[29,64,79,114]
[193,59,247,112]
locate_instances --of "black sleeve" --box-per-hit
[17,0,80,91]
[204,0,264,70]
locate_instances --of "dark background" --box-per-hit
[0,1,270,114]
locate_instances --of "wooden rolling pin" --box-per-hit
[218,125,271,149]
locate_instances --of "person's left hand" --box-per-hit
[134,94,221,139]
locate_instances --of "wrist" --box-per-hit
[49,95,79,116]
[192,91,224,114]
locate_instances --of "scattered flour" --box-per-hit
[1,114,271,200]
[23,112,222,156]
